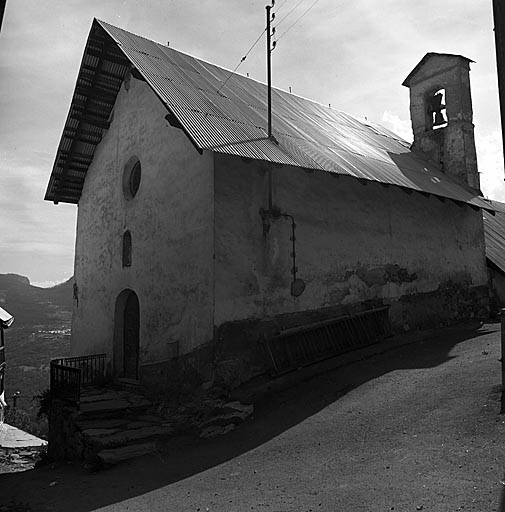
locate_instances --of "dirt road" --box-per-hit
[1,322,504,511]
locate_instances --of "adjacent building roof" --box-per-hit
[0,307,14,329]
[45,19,492,212]
[483,199,505,273]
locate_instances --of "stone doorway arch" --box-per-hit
[113,289,140,380]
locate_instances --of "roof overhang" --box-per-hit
[45,20,130,204]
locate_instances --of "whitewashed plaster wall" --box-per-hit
[213,154,488,328]
[72,76,214,368]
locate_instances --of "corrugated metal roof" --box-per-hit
[483,199,505,273]
[45,19,493,212]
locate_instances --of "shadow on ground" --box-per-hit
[0,321,497,512]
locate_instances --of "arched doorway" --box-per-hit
[114,289,140,380]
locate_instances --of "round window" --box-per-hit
[123,158,141,199]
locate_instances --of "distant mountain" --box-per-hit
[0,274,73,325]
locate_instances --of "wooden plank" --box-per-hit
[86,48,128,65]
[53,176,84,185]
[52,179,83,189]
[78,78,122,95]
[58,151,93,160]
[81,64,124,81]
[64,127,103,138]
[69,113,110,129]
[62,133,102,145]
[75,85,117,102]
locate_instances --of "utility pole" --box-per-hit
[266,1,276,140]
[493,0,505,173]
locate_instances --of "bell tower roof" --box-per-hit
[402,53,475,88]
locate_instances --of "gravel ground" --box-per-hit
[0,321,504,512]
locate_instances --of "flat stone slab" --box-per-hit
[97,442,155,465]
[79,397,151,415]
[222,401,254,415]
[0,423,47,449]
[80,392,122,403]
[81,428,122,437]
[200,424,236,438]
[200,409,253,429]
[76,418,129,430]
[136,414,166,423]
[125,421,153,429]
[79,398,132,413]
[98,425,175,447]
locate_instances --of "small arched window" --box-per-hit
[122,230,132,267]
[123,158,141,199]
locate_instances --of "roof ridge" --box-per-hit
[44,18,492,213]
[95,19,362,122]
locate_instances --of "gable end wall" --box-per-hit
[71,76,214,379]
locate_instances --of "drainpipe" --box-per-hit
[260,168,305,297]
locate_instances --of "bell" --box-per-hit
[433,110,446,127]
[429,91,446,128]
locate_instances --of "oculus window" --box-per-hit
[123,158,141,199]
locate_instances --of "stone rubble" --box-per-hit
[50,385,255,466]
[0,446,45,474]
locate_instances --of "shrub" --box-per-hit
[34,389,52,419]
[4,407,48,440]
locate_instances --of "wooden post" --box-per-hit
[0,326,4,399]
[12,391,19,409]
[493,0,505,174]
[501,308,505,391]
[266,4,272,138]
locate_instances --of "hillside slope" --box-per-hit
[0,274,73,414]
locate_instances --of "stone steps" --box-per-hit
[78,388,152,419]
[68,387,255,466]
[75,386,173,465]
[85,423,174,449]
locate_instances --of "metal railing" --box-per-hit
[50,353,107,405]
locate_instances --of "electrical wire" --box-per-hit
[275,0,290,14]
[277,0,323,41]
[215,0,322,95]
[274,0,306,28]
[216,27,266,95]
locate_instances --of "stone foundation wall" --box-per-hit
[47,401,83,461]
[140,283,489,395]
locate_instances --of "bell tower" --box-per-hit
[402,53,480,191]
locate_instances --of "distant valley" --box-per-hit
[0,274,73,416]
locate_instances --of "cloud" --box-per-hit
[380,111,413,142]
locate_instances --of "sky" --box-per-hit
[0,0,503,286]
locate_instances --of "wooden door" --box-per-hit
[123,292,139,379]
